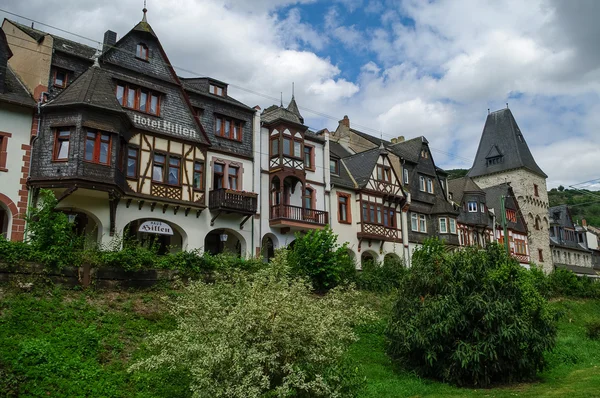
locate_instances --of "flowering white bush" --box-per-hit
[129,250,374,397]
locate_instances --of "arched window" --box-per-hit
[136,43,149,60]
[535,216,541,230]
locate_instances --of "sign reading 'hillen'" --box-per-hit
[138,221,174,236]
[133,114,197,138]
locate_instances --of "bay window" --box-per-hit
[439,217,447,233]
[53,129,71,161]
[85,131,111,165]
[449,218,457,234]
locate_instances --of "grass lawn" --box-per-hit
[348,297,600,398]
[1,287,599,397]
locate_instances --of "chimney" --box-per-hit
[340,115,350,128]
[391,138,398,144]
[397,135,405,143]
[583,219,587,227]
[103,30,117,54]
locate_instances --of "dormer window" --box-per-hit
[116,83,160,116]
[486,155,503,166]
[52,68,69,88]
[421,149,428,159]
[377,165,391,182]
[136,43,149,60]
[330,159,339,175]
[209,84,225,96]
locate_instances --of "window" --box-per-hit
[534,217,540,230]
[419,176,426,191]
[506,209,517,223]
[127,147,139,178]
[270,138,279,156]
[421,149,428,159]
[534,184,539,197]
[53,129,70,161]
[168,157,181,185]
[53,68,68,88]
[213,163,225,189]
[538,248,544,262]
[411,213,418,231]
[377,165,392,182]
[283,138,292,156]
[362,201,395,227]
[294,141,302,158]
[84,131,111,165]
[116,83,160,116]
[193,162,204,190]
[403,168,409,184]
[303,188,314,209]
[449,218,457,234]
[486,156,503,166]
[439,218,448,233]
[330,159,339,175]
[152,154,165,182]
[480,203,485,213]
[215,116,243,141]
[468,201,477,212]
[228,166,239,190]
[419,214,427,233]
[426,178,434,193]
[0,132,10,171]
[136,43,149,60]
[209,84,225,96]
[304,146,314,170]
[515,239,527,255]
[338,193,351,224]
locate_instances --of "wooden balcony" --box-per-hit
[209,189,258,215]
[512,253,530,264]
[358,223,402,243]
[269,204,328,230]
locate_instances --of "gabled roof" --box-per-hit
[44,66,123,112]
[342,147,381,188]
[447,177,484,205]
[388,136,426,163]
[330,141,352,158]
[481,183,527,234]
[181,78,253,111]
[549,205,574,228]
[0,66,35,108]
[348,127,392,147]
[468,108,547,178]
[7,19,96,60]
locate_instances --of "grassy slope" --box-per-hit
[349,297,600,398]
[1,289,599,397]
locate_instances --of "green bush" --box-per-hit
[129,250,374,397]
[356,256,406,293]
[288,226,356,291]
[547,269,600,298]
[586,321,600,340]
[386,239,558,387]
[0,238,36,266]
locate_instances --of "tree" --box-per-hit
[288,226,355,291]
[130,250,373,398]
[386,239,557,387]
[558,185,565,192]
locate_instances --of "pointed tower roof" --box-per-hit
[467,108,547,179]
[132,4,157,38]
[286,96,304,124]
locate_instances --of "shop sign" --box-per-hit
[138,221,174,236]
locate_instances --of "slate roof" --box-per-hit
[332,159,357,190]
[555,263,599,277]
[330,141,352,158]
[45,66,122,112]
[349,127,392,147]
[8,20,96,60]
[549,205,574,228]
[0,66,35,108]
[286,96,304,124]
[181,78,253,111]
[388,136,425,163]
[341,147,381,188]
[261,105,303,125]
[305,130,324,143]
[447,177,485,205]
[467,108,547,178]
[481,183,527,234]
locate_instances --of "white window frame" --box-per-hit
[411,213,418,231]
[419,176,426,192]
[468,201,478,212]
[419,214,427,233]
[426,178,434,193]
[449,218,457,234]
[439,217,447,233]
[403,168,409,184]
[480,203,485,213]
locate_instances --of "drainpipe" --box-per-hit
[24,92,48,240]
[252,108,262,256]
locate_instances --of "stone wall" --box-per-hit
[552,247,593,268]
[473,168,553,273]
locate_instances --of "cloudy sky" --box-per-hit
[2,0,599,189]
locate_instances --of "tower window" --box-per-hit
[486,156,503,166]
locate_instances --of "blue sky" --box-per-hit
[2,0,600,189]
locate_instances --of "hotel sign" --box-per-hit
[134,114,197,138]
[139,221,174,236]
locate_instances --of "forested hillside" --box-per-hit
[548,187,600,227]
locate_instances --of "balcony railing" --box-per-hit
[358,223,401,242]
[512,253,530,264]
[209,189,258,214]
[270,204,328,225]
